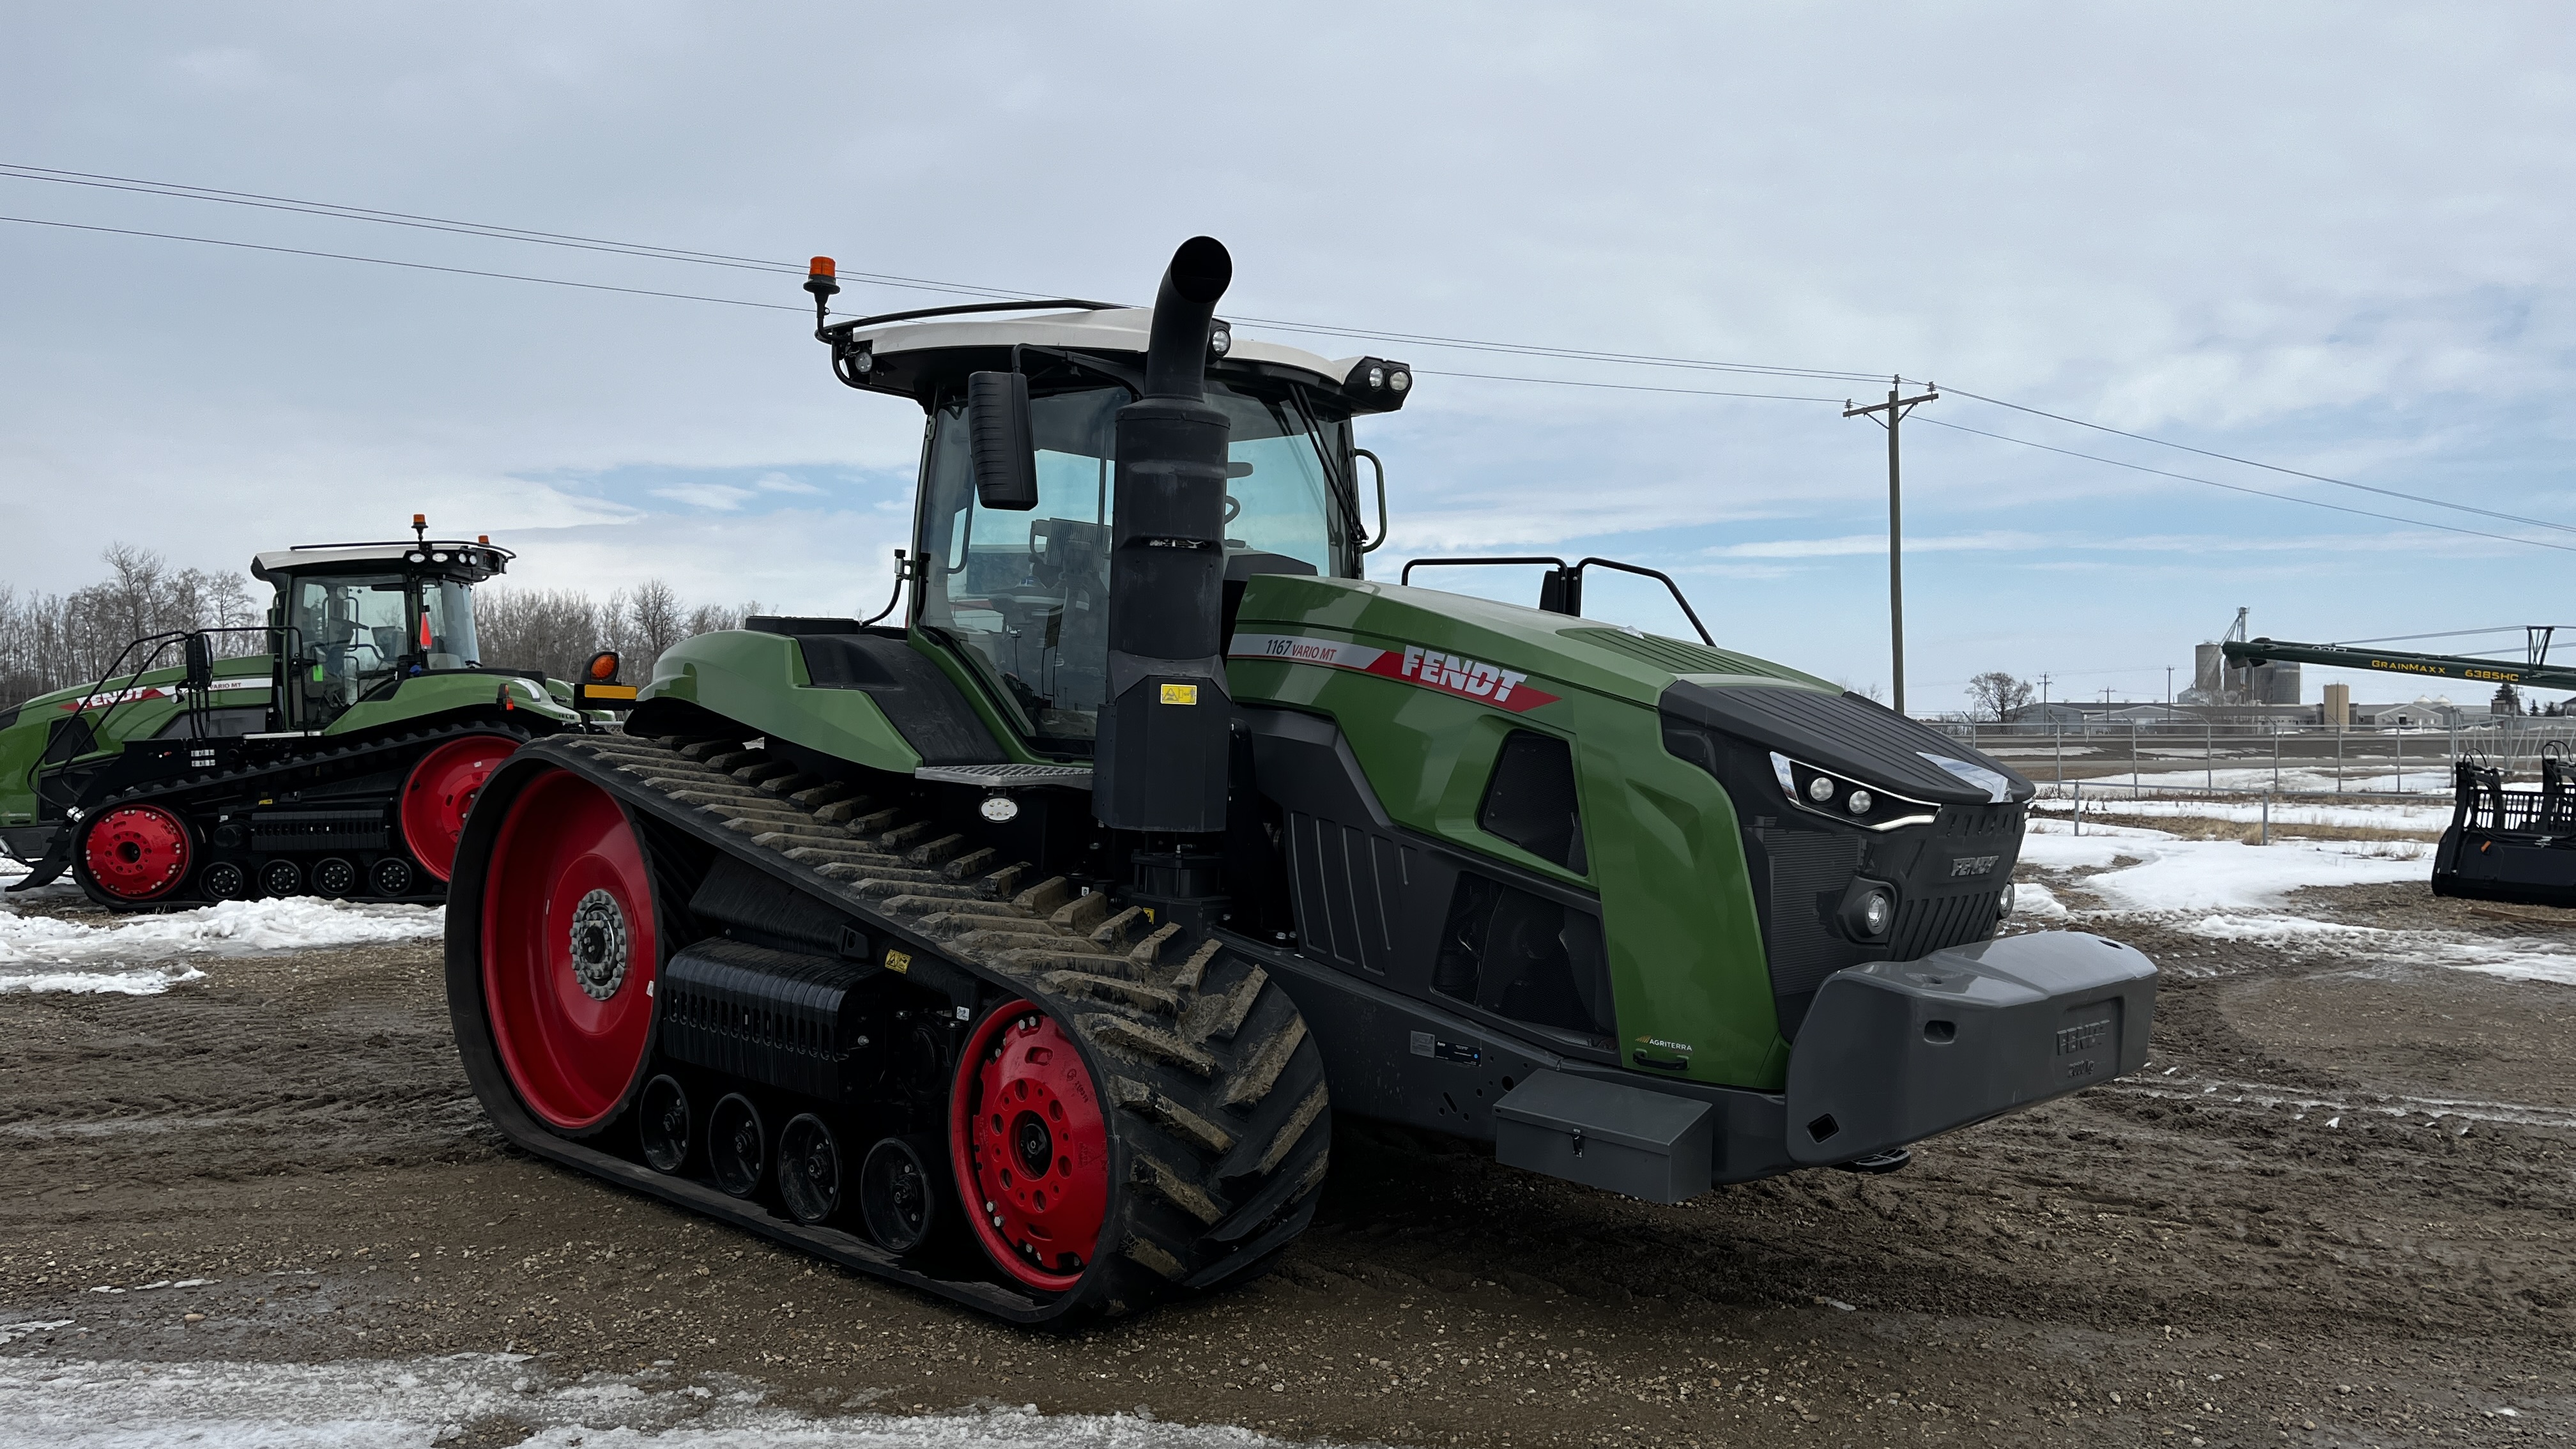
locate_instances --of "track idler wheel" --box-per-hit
[778,1114,843,1225]
[954,1004,1109,1290]
[479,767,659,1133]
[401,733,522,882]
[709,1093,767,1198]
[75,804,193,904]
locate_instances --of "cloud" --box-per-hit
[754,472,823,494]
[647,483,756,511]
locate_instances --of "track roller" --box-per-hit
[859,1135,948,1254]
[777,1114,843,1225]
[259,859,302,897]
[201,860,249,901]
[709,1093,767,1198]
[639,1075,691,1174]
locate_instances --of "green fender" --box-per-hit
[637,629,923,774]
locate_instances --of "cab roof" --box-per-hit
[834,306,1411,413]
[250,542,511,582]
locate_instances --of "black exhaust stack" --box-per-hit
[1095,236,1234,837]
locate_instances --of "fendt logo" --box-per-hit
[1227,633,1562,713]
[1397,645,1535,705]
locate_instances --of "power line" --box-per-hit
[9,164,2572,556]
[0,214,813,314]
[1915,415,2576,556]
[1929,380,2576,538]
[17,161,2574,535]
[0,161,1052,304]
[1415,369,1845,403]
[0,161,1885,383]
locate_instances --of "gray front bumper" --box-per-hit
[1783,930,2155,1165]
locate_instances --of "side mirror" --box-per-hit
[183,634,215,693]
[966,371,1039,512]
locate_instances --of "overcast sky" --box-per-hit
[7,4,2574,712]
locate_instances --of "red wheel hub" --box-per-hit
[81,804,192,901]
[480,767,657,1131]
[401,733,519,882]
[953,1003,1110,1290]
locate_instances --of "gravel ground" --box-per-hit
[1,877,2570,1446]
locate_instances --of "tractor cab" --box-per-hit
[250,525,512,732]
[825,301,1412,751]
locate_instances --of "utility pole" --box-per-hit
[1845,377,1938,716]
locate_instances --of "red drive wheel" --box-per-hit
[401,733,520,882]
[79,804,193,902]
[479,768,657,1133]
[952,1002,1111,1291]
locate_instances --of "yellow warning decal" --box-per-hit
[1160,683,1199,705]
[884,948,912,974]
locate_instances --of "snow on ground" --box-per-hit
[0,1353,1340,1449]
[2030,790,2454,833]
[2021,818,2576,987]
[2021,821,2430,913]
[0,898,443,995]
[2023,765,2458,799]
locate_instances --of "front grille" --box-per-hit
[1889,889,2002,962]
[1756,828,1869,1003]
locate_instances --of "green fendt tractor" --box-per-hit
[447,240,2156,1324]
[1,521,615,908]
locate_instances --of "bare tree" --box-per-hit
[1966,670,2035,721]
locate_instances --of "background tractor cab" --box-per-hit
[253,518,506,732]
[0,517,590,908]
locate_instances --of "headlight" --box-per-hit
[1208,324,1232,357]
[1366,365,1386,390]
[1998,882,2016,918]
[979,795,1020,824]
[1388,369,1411,392]
[1860,891,1892,935]
[1772,752,1939,832]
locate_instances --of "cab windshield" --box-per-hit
[917,378,1356,747]
[286,572,480,726]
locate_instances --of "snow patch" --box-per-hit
[0,1353,1349,1448]
[0,898,443,993]
[2010,881,2068,920]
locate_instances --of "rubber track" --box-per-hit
[28,718,535,907]
[489,732,1331,1321]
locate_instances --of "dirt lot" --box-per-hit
[3,877,2572,1446]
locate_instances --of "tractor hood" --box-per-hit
[1228,572,2031,809]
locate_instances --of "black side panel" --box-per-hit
[1661,682,2029,805]
[1240,705,1613,1061]
[1432,874,1614,1041]
[793,634,1007,766]
[1478,730,1588,873]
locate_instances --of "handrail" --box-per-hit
[1397,555,1716,647]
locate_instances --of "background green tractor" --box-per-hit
[1,520,617,908]
[445,240,2156,1324]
